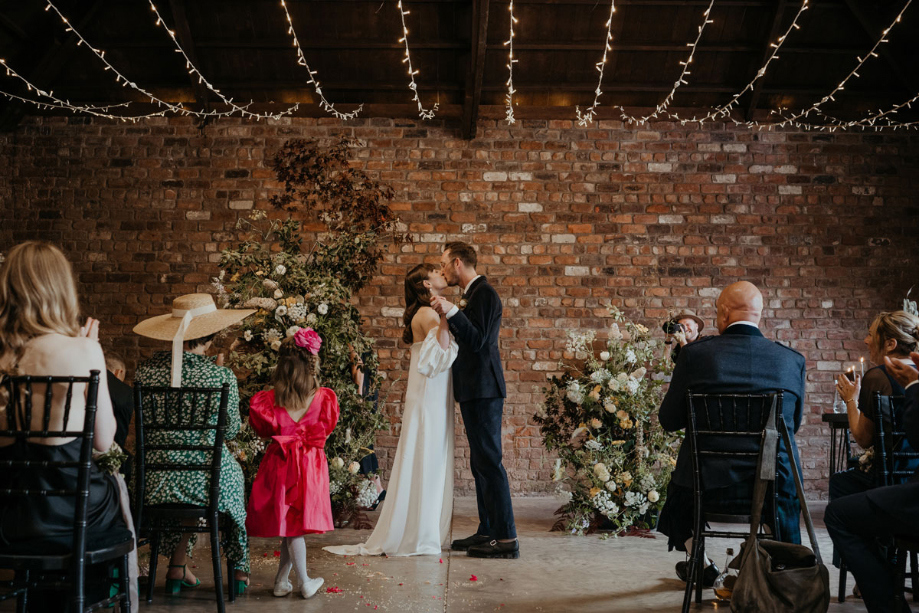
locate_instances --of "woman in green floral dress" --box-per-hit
[134,293,255,591]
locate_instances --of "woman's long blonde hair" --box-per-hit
[871,310,919,356]
[0,242,81,362]
[272,335,320,409]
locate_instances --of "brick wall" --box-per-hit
[2,115,918,499]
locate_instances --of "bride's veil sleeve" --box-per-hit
[416,327,459,378]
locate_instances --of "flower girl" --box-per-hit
[245,327,339,598]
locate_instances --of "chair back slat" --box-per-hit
[133,384,230,534]
[873,393,916,487]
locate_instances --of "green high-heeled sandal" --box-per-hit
[235,579,248,595]
[165,564,200,594]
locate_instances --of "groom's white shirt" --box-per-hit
[445,275,482,320]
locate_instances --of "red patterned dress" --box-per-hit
[245,388,339,537]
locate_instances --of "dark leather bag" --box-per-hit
[730,400,830,613]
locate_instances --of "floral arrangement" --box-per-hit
[218,138,408,525]
[534,306,682,536]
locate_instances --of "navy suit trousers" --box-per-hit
[460,398,516,540]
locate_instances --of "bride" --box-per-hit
[324,264,458,556]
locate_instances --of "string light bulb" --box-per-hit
[504,0,518,124]
[575,0,616,127]
[396,0,438,120]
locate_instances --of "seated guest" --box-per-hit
[826,351,919,613]
[831,311,919,502]
[133,294,254,593]
[0,242,130,606]
[104,348,134,451]
[657,281,806,586]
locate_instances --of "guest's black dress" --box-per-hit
[0,439,127,553]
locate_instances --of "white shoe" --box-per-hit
[272,579,292,597]
[300,577,324,599]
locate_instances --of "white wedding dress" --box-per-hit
[324,327,458,556]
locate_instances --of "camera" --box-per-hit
[662,320,684,336]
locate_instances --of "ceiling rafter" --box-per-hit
[744,0,788,121]
[462,0,490,139]
[167,0,211,116]
[843,0,917,95]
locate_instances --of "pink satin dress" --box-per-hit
[245,388,339,537]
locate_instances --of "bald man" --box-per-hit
[657,282,807,587]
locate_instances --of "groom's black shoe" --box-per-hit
[467,539,519,559]
[451,534,492,552]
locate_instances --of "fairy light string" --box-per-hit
[504,0,518,125]
[771,0,913,128]
[614,0,714,125]
[396,0,437,120]
[146,0,300,121]
[575,0,616,127]
[279,0,362,120]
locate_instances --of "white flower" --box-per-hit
[317,303,329,315]
[556,489,573,504]
[218,269,226,281]
[273,288,284,299]
[270,340,282,351]
[243,297,277,311]
[264,328,282,343]
[616,409,629,420]
[624,349,637,363]
[605,480,618,492]
[590,418,602,429]
[585,439,602,451]
[588,388,601,402]
[243,330,253,342]
[275,305,288,318]
[286,326,299,338]
[618,471,634,487]
[355,479,378,508]
[348,461,361,474]
[329,480,343,495]
[331,457,344,470]
[625,379,640,395]
[635,323,649,334]
[566,381,582,404]
[608,378,621,392]
[593,463,611,482]
[289,304,307,322]
[552,458,565,482]
[275,264,287,276]
[641,474,656,491]
[630,367,647,380]
[648,490,660,503]
[306,313,318,325]
[599,351,610,361]
[603,399,617,413]
[262,279,279,290]
[638,502,650,515]
[345,428,352,444]
[609,323,623,341]
[625,491,646,508]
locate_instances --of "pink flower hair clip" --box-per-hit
[294,327,322,355]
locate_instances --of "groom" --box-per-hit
[430,241,519,559]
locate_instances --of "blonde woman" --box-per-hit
[0,242,130,606]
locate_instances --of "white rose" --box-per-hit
[331,457,344,470]
[243,330,253,342]
[648,490,660,503]
[286,326,299,338]
[270,340,282,351]
[630,367,646,380]
[348,462,361,474]
[599,351,610,361]
[317,303,329,315]
[605,480,617,492]
[275,264,287,276]
[603,399,617,413]
[592,463,608,476]
[273,288,283,299]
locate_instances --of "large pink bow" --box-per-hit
[271,432,326,510]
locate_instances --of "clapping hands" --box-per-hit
[79,317,100,340]
[885,352,919,388]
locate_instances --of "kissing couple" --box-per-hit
[325,241,519,559]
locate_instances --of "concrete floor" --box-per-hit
[103,496,871,613]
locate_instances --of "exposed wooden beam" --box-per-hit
[167,0,211,115]
[745,0,787,121]
[0,0,105,132]
[844,0,917,95]
[462,0,490,139]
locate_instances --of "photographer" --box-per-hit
[664,310,705,363]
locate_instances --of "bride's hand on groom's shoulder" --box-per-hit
[430,296,451,316]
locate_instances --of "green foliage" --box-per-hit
[534,307,682,536]
[218,139,405,521]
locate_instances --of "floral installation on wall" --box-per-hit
[216,138,409,527]
[534,306,681,536]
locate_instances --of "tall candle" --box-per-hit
[859,357,865,377]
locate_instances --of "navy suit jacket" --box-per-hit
[447,277,506,403]
[659,324,807,497]
[865,382,919,524]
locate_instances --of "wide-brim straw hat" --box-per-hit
[133,293,255,341]
[673,310,705,333]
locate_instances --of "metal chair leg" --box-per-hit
[910,550,918,602]
[121,552,131,612]
[227,552,236,602]
[694,536,705,605]
[15,570,27,613]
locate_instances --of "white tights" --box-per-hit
[275,536,311,585]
